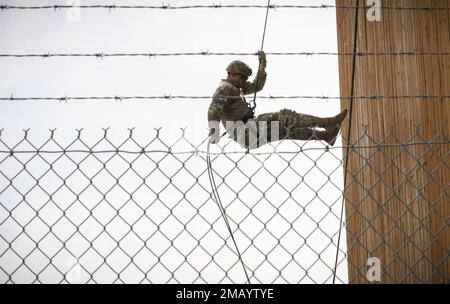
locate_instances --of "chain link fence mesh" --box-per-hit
[0,125,448,284]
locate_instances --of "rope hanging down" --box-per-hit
[206,143,250,283]
[333,0,360,284]
[206,0,271,284]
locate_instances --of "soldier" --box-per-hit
[208,51,348,149]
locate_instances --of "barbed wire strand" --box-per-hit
[1,95,450,102]
[1,4,449,11]
[1,51,449,58]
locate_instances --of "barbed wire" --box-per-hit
[1,95,450,102]
[1,4,450,11]
[1,51,450,59]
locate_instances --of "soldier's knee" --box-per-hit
[278,109,299,128]
[279,108,297,115]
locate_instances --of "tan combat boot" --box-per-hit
[315,110,348,146]
[325,125,341,146]
[314,109,348,128]
[325,109,348,146]
[327,109,348,128]
[313,126,340,146]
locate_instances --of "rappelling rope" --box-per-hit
[332,0,360,284]
[206,0,271,284]
[251,0,271,112]
[206,141,250,283]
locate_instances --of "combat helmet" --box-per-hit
[226,60,252,78]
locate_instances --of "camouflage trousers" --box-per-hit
[225,109,324,150]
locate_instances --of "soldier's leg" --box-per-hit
[278,108,347,145]
[235,112,283,149]
[241,110,312,147]
[242,115,277,149]
[284,109,348,129]
[238,108,347,149]
[247,109,334,146]
[288,127,335,143]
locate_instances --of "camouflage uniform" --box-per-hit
[208,73,323,149]
[208,59,347,149]
[207,70,266,127]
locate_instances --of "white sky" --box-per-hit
[0,0,348,284]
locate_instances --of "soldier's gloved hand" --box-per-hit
[257,51,267,68]
[257,50,266,62]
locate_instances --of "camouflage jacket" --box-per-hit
[208,70,267,128]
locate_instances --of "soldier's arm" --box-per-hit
[242,51,267,95]
[241,68,267,95]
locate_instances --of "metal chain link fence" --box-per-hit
[0,125,448,284]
